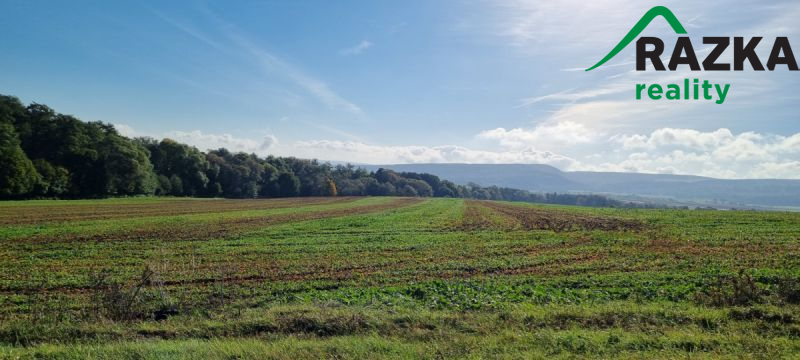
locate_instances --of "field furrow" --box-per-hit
[2,197,421,244]
[0,197,355,225]
[459,200,648,232]
[1,197,799,359]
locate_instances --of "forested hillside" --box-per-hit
[0,95,631,207]
[373,164,800,209]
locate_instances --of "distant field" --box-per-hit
[1,197,799,359]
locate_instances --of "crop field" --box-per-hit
[0,197,799,359]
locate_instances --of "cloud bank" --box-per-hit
[115,123,800,179]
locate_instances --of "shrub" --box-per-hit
[693,270,762,307]
[89,266,177,321]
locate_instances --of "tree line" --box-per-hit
[0,94,639,207]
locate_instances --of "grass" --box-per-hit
[0,197,798,359]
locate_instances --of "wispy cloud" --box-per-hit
[490,0,681,52]
[517,85,629,107]
[228,32,364,114]
[151,10,228,52]
[339,40,373,56]
[311,123,366,142]
[140,1,800,180]
[152,9,364,116]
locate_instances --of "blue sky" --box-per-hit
[2,0,799,178]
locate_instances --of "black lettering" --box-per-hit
[702,37,730,71]
[734,37,764,71]
[767,37,799,71]
[669,37,701,71]
[637,37,666,71]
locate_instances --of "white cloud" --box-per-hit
[165,130,277,154]
[751,161,800,179]
[545,100,681,132]
[111,123,279,154]
[113,123,137,137]
[612,128,737,150]
[116,122,800,179]
[596,128,800,178]
[712,133,771,162]
[478,120,598,148]
[472,117,800,179]
[339,40,373,55]
[260,135,278,150]
[284,140,578,168]
[771,134,800,154]
[113,118,800,181]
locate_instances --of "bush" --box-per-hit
[89,266,177,321]
[693,270,762,307]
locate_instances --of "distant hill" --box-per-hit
[363,164,800,209]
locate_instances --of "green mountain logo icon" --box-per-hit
[586,6,687,71]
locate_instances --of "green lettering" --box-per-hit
[648,84,663,100]
[715,84,730,104]
[666,84,680,100]
[702,80,713,100]
[684,79,689,99]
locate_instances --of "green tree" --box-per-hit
[375,168,401,184]
[169,174,184,196]
[276,172,300,197]
[398,178,433,197]
[0,122,40,197]
[397,184,418,197]
[32,159,69,196]
[140,138,210,196]
[258,163,280,197]
[156,175,172,195]
[206,150,264,198]
[101,130,156,195]
[366,180,395,196]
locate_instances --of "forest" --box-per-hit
[0,94,630,207]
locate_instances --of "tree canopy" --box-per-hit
[0,94,643,208]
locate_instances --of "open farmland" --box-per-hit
[0,197,799,359]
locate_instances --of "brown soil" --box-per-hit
[0,197,357,225]
[459,200,647,232]
[16,197,424,244]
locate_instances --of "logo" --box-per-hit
[586,6,798,104]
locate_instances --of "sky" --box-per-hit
[1,0,799,179]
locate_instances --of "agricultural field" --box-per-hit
[0,197,799,359]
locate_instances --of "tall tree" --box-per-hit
[139,138,210,196]
[276,172,300,197]
[100,128,156,195]
[0,122,39,197]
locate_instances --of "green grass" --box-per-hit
[0,197,798,359]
